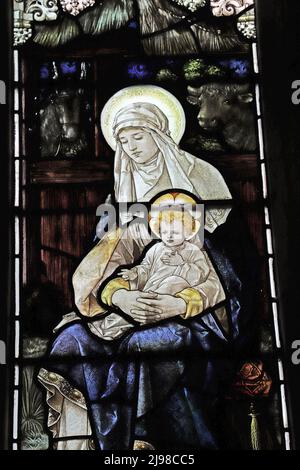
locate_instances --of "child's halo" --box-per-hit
[149,192,202,240]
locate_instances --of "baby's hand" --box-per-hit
[161,251,184,266]
[119,268,138,281]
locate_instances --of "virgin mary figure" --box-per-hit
[38,86,258,450]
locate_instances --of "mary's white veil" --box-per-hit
[113,102,232,233]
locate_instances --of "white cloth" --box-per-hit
[113,102,232,232]
[131,241,210,293]
[38,369,92,450]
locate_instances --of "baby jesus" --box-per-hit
[96,195,225,340]
[119,209,210,296]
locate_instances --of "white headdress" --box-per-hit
[111,101,232,232]
[101,85,232,232]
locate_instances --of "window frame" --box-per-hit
[1,0,300,450]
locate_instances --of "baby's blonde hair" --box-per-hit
[158,209,195,233]
[149,209,196,238]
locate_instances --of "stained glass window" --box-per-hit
[7,0,291,451]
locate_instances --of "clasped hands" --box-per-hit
[111,289,186,325]
[114,250,186,324]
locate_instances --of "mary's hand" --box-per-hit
[112,289,186,325]
[135,291,186,322]
[111,289,161,324]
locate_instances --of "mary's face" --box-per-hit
[118,128,159,163]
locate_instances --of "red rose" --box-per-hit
[231,361,272,398]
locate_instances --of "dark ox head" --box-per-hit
[40,88,87,157]
[187,83,253,132]
[53,89,81,143]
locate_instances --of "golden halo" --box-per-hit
[150,192,202,220]
[100,85,186,150]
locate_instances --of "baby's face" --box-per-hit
[160,219,186,247]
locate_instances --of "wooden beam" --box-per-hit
[30,160,112,184]
[200,154,259,180]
